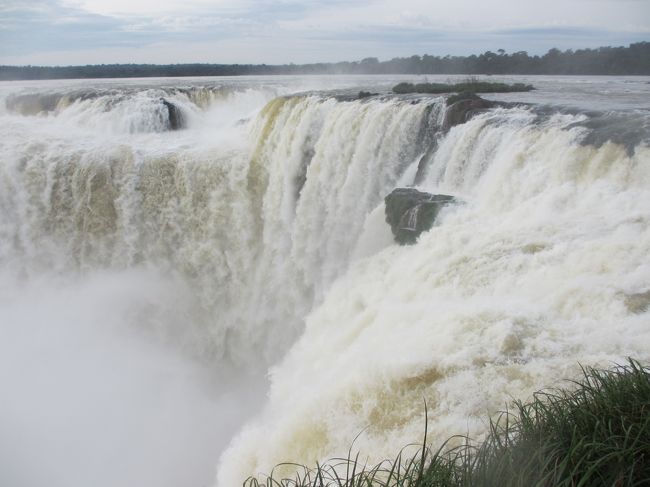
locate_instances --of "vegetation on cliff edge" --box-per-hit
[243,359,650,486]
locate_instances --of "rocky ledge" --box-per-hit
[385,188,456,245]
[161,98,184,130]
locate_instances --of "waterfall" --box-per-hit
[0,90,442,363]
[216,103,650,485]
[1,80,649,487]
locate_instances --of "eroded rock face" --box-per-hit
[161,98,184,130]
[385,188,456,245]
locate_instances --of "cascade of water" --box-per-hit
[2,82,649,487]
[216,105,650,486]
[4,85,279,134]
[0,91,443,363]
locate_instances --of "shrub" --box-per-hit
[393,81,534,95]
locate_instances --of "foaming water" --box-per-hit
[0,91,436,363]
[1,76,649,487]
[216,105,650,485]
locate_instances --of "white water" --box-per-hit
[0,269,264,487]
[1,76,649,486]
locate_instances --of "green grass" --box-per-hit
[243,359,650,486]
[392,81,534,95]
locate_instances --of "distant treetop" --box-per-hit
[1,42,648,80]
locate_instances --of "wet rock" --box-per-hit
[442,94,498,131]
[625,291,650,314]
[446,91,482,106]
[293,146,314,200]
[161,98,184,130]
[385,188,456,245]
[358,91,376,99]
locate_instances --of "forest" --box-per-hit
[1,42,648,80]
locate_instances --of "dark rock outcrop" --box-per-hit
[442,94,499,131]
[385,188,456,245]
[358,91,377,99]
[625,291,650,314]
[414,94,515,183]
[161,98,184,130]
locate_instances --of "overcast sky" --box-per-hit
[1,0,649,66]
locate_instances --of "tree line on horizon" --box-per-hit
[1,42,648,80]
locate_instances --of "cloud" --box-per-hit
[1,0,137,55]
[0,0,265,57]
[0,0,648,65]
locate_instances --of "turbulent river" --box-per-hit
[1,75,649,487]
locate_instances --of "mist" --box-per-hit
[0,269,266,487]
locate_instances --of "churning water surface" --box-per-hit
[0,75,649,487]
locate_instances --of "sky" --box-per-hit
[0,0,649,66]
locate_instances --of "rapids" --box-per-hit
[0,75,648,486]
